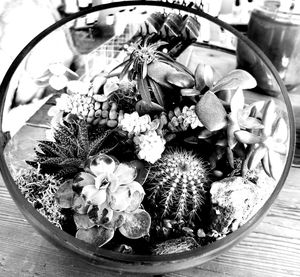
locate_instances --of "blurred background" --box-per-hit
[0,0,298,136]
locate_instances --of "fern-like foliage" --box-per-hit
[27,117,116,179]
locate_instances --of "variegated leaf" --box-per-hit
[248,146,267,170]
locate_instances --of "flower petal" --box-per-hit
[76,226,114,247]
[119,209,151,239]
[125,181,145,212]
[89,154,117,176]
[81,185,106,206]
[114,163,137,186]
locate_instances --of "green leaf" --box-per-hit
[137,74,152,104]
[195,91,227,132]
[166,71,195,88]
[118,209,151,239]
[211,69,257,93]
[147,60,176,89]
[247,146,267,170]
[148,78,165,107]
[262,99,277,137]
[234,130,262,144]
[135,100,164,115]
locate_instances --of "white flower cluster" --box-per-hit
[181,105,203,129]
[119,112,152,135]
[133,131,166,164]
[119,111,166,163]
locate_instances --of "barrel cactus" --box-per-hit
[146,149,208,224]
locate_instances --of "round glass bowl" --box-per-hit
[0,1,295,274]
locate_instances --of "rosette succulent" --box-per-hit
[55,154,151,247]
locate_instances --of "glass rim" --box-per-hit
[0,1,295,273]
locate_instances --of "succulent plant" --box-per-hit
[234,99,288,180]
[146,149,208,224]
[27,116,114,179]
[118,111,166,164]
[55,154,151,247]
[109,37,194,109]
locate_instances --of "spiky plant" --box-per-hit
[110,36,193,108]
[26,117,115,179]
[146,149,208,224]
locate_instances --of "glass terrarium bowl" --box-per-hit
[0,1,295,274]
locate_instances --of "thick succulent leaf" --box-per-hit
[76,226,114,247]
[238,113,264,130]
[147,60,176,89]
[73,194,89,214]
[272,117,288,144]
[87,203,112,225]
[125,181,145,212]
[81,185,106,206]
[137,74,152,104]
[74,213,95,229]
[55,180,74,208]
[148,78,165,107]
[135,100,164,115]
[262,99,277,137]
[49,63,67,75]
[195,63,214,90]
[247,146,267,170]
[234,130,262,144]
[262,153,271,177]
[230,88,244,116]
[89,154,116,176]
[166,71,195,88]
[211,69,257,93]
[268,150,284,180]
[88,130,112,156]
[119,209,151,239]
[180,88,200,97]
[156,52,194,76]
[130,160,149,185]
[114,163,137,185]
[195,91,227,132]
[72,172,95,194]
[227,147,234,168]
[107,186,131,212]
[264,138,287,155]
[227,115,239,149]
